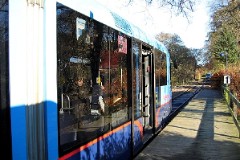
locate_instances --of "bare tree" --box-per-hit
[127,0,196,17]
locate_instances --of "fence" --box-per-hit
[222,85,240,138]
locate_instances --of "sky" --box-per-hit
[95,0,211,49]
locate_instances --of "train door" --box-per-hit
[142,48,153,134]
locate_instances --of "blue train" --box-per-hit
[0,0,172,159]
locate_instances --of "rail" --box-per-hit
[222,85,240,138]
[168,85,202,122]
[172,85,195,99]
[172,85,201,99]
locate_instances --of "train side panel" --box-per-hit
[59,122,132,160]
[155,85,172,128]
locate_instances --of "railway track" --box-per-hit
[163,85,202,128]
[171,85,201,114]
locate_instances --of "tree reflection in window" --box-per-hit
[57,3,130,154]
[155,50,167,87]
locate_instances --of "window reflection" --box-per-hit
[155,51,167,86]
[57,3,129,153]
[0,0,9,91]
[155,50,167,105]
[0,1,11,159]
[132,40,142,118]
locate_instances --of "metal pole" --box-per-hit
[226,52,227,73]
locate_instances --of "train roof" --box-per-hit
[58,0,169,56]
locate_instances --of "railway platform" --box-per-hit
[134,86,240,160]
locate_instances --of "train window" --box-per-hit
[57,3,129,154]
[132,39,142,118]
[0,0,11,159]
[155,50,167,87]
[0,0,9,110]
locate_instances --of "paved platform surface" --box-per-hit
[135,87,240,160]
